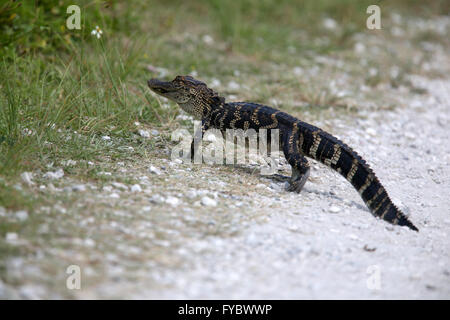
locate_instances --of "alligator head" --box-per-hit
[147,75,224,119]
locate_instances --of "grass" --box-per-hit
[0,0,448,214]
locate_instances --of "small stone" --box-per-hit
[101,135,111,141]
[323,17,337,29]
[348,234,359,240]
[111,182,128,191]
[43,168,64,180]
[202,34,214,44]
[16,210,28,221]
[71,184,86,192]
[6,232,18,242]
[269,182,282,191]
[329,206,341,213]
[201,196,217,207]
[293,67,303,75]
[21,172,34,186]
[210,79,221,87]
[149,166,162,175]
[109,193,120,199]
[354,42,365,54]
[365,128,377,137]
[84,238,96,247]
[131,184,142,193]
[149,195,164,204]
[138,129,150,138]
[363,244,376,252]
[165,196,180,206]
[186,190,199,199]
[228,81,240,91]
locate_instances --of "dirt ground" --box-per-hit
[1,72,448,299]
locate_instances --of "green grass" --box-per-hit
[0,0,448,212]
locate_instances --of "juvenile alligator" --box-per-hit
[148,75,418,231]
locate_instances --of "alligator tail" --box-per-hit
[301,125,419,231]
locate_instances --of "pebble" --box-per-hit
[228,81,240,91]
[109,193,120,199]
[149,166,162,175]
[201,196,217,207]
[6,232,18,242]
[165,196,180,206]
[329,206,341,213]
[101,135,111,141]
[71,184,86,192]
[404,132,416,140]
[149,195,164,204]
[269,182,283,191]
[20,172,34,186]
[112,182,128,191]
[365,128,377,136]
[84,238,96,247]
[323,17,338,29]
[348,234,359,240]
[293,66,303,75]
[16,210,29,221]
[131,184,142,193]
[138,129,150,138]
[43,168,64,180]
[202,35,214,44]
[210,79,221,87]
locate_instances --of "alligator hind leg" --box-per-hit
[287,160,310,193]
[287,166,310,192]
[285,152,310,193]
[282,129,310,193]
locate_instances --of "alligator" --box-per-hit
[147,75,418,231]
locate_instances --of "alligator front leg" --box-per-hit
[190,119,210,162]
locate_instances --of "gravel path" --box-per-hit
[131,75,449,299]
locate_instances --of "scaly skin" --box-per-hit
[148,75,418,231]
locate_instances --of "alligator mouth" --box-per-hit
[157,88,169,94]
[147,78,174,94]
